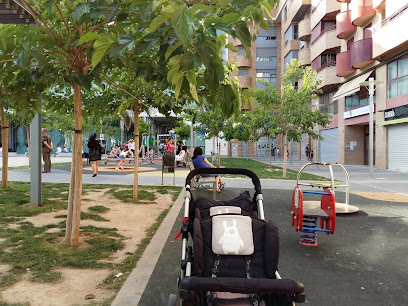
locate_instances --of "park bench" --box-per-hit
[103,155,135,165]
[188,162,217,200]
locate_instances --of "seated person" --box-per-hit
[191,146,225,193]
[175,145,188,166]
[54,146,62,157]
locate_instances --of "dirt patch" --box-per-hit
[1,268,114,306]
[351,192,408,203]
[1,187,176,305]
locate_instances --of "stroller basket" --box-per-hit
[171,168,305,306]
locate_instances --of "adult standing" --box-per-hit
[88,133,103,177]
[41,128,53,173]
[128,138,135,154]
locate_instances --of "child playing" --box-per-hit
[116,145,130,170]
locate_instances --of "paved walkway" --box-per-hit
[2,155,408,305]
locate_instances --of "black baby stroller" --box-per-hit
[169,168,305,306]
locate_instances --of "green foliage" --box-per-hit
[174,121,191,141]
[195,107,227,139]
[88,205,110,213]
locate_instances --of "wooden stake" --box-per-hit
[133,106,139,200]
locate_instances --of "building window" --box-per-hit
[238,69,249,77]
[256,56,277,62]
[320,91,338,115]
[321,54,336,65]
[293,24,299,40]
[285,24,299,44]
[284,6,287,21]
[256,36,276,40]
[256,72,277,85]
[388,54,408,99]
[345,89,375,112]
[238,47,245,56]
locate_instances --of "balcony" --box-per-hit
[350,0,376,27]
[316,62,341,90]
[336,10,356,39]
[299,18,311,40]
[288,0,311,22]
[336,51,356,77]
[283,40,301,59]
[372,3,408,59]
[238,76,252,89]
[236,55,251,68]
[310,26,339,62]
[350,38,373,68]
[311,0,341,29]
[336,0,351,2]
[299,48,311,66]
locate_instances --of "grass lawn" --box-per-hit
[0,182,181,305]
[218,158,327,181]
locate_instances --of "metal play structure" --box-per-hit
[291,162,359,246]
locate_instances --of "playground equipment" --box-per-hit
[291,162,359,246]
[296,162,359,214]
[291,185,336,246]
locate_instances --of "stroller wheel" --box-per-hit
[168,294,177,306]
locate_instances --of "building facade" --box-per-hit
[271,0,408,171]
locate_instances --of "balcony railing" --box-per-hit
[336,10,356,39]
[336,51,356,76]
[237,55,251,68]
[350,0,376,27]
[350,38,373,68]
[299,18,311,40]
[373,3,408,34]
[238,76,252,89]
[312,24,336,43]
[316,61,336,73]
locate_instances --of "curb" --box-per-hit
[111,188,185,306]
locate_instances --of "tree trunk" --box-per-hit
[26,125,31,168]
[120,115,125,146]
[268,135,271,167]
[133,106,139,200]
[1,103,9,189]
[283,130,288,178]
[65,82,83,246]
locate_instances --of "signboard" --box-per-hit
[99,134,105,140]
[384,104,408,121]
[344,104,375,119]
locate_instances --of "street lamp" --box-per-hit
[360,77,383,179]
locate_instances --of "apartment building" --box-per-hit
[228,23,281,157]
[271,0,408,172]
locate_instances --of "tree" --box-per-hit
[2,0,277,247]
[222,120,235,158]
[174,121,191,142]
[195,107,227,165]
[250,82,279,167]
[232,113,253,158]
[255,59,331,178]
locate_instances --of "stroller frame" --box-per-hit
[172,167,305,306]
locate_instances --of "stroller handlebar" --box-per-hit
[185,168,262,195]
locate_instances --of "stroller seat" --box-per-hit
[180,211,304,305]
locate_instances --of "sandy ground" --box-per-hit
[1,188,175,305]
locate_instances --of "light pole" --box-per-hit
[360,77,382,179]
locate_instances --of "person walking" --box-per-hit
[310,150,314,163]
[88,133,103,177]
[41,128,53,173]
